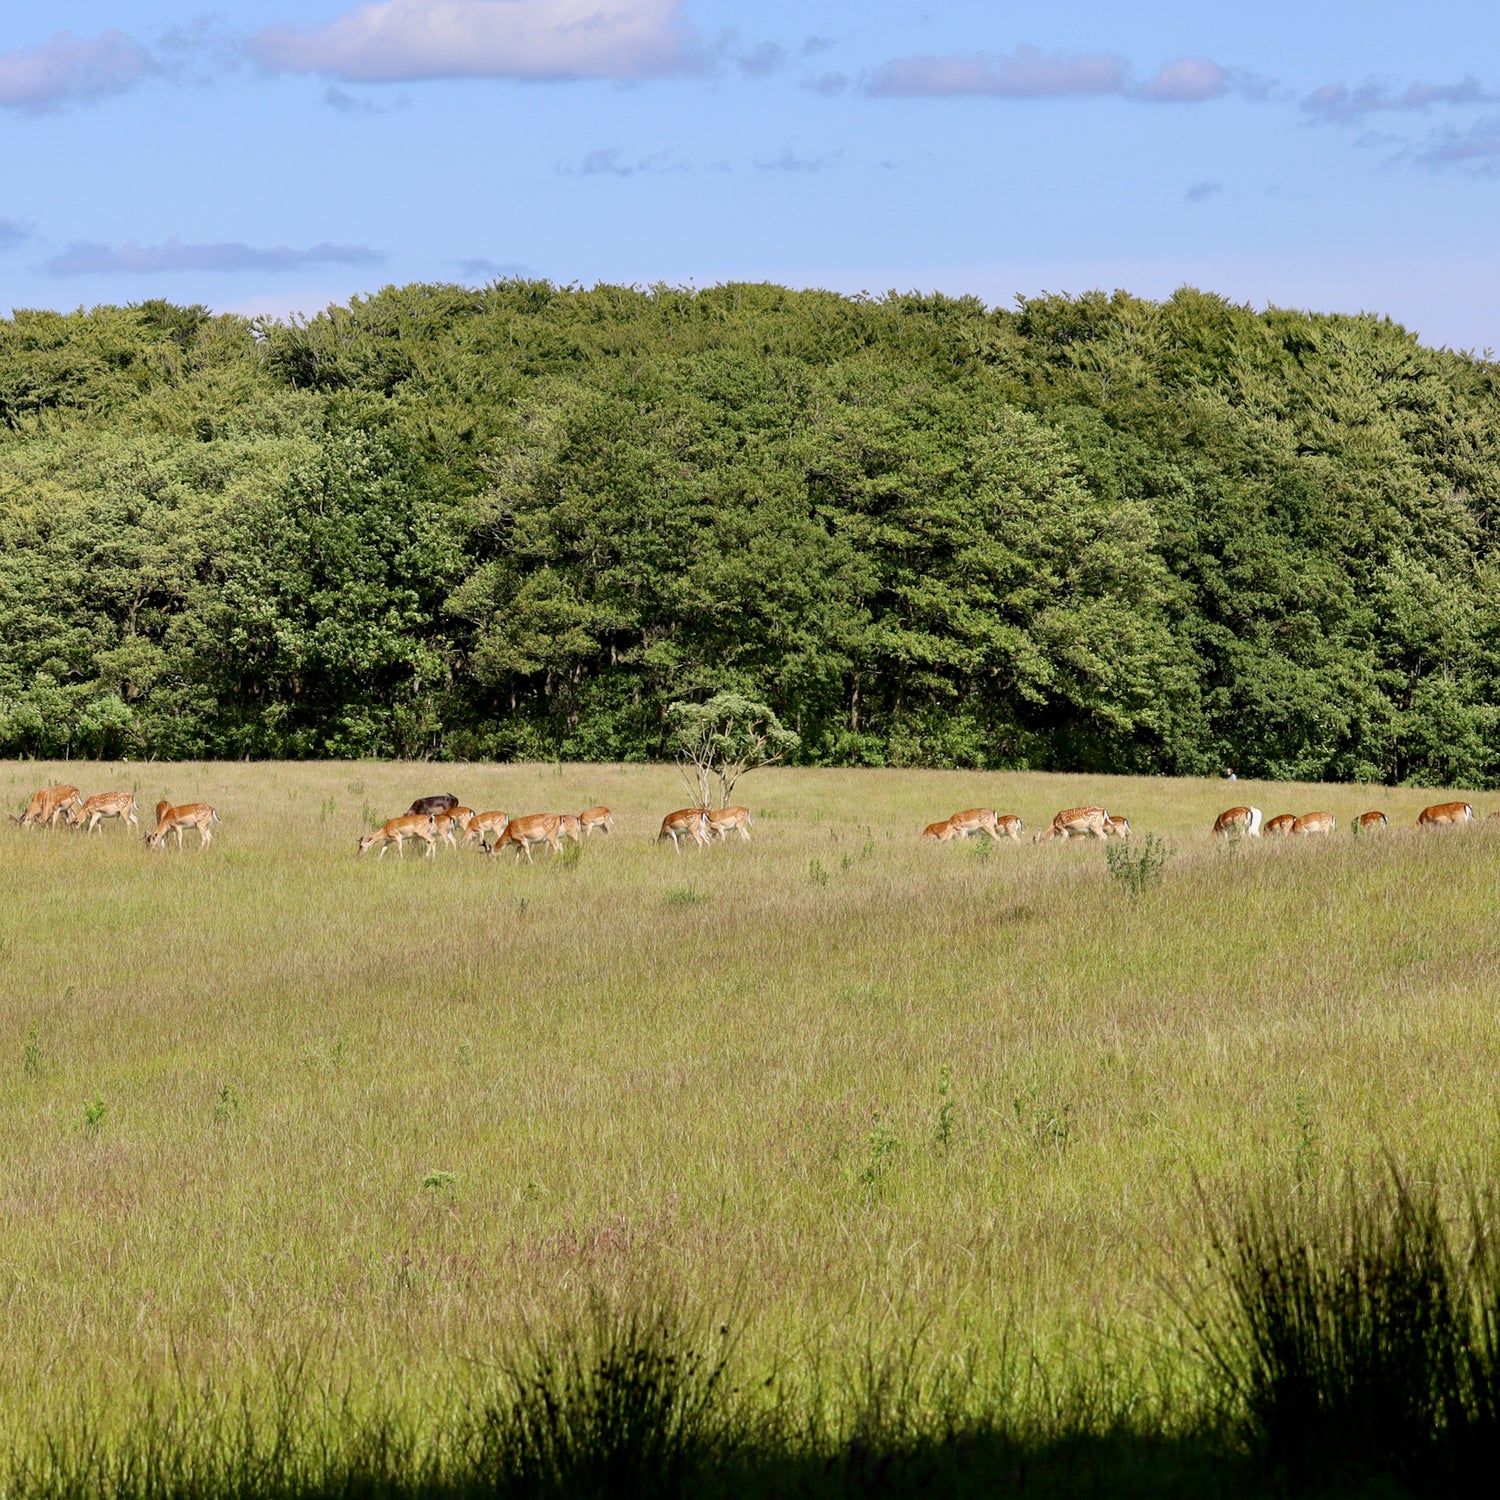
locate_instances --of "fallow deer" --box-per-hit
[1213,806,1263,839]
[657,808,709,853]
[69,791,138,833]
[465,810,508,849]
[145,802,220,850]
[1354,811,1388,832]
[1263,815,1297,836]
[1033,807,1112,844]
[1418,801,1473,827]
[433,806,474,848]
[1291,812,1336,835]
[579,806,613,835]
[11,784,80,829]
[943,808,1008,842]
[357,813,436,860]
[557,813,583,844]
[406,794,459,818]
[921,818,960,842]
[994,815,1023,840]
[705,806,751,842]
[1104,815,1131,838]
[493,812,564,863]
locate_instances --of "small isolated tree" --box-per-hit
[666,692,800,809]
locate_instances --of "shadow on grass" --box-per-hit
[17,1172,1500,1498]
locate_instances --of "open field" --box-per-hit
[3,759,1500,1449]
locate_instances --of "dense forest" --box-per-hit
[2,280,1498,782]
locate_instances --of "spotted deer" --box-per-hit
[579,806,613,836]
[493,812,564,863]
[657,808,709,853]
[1033,807,1112,844]
[11,784,80,829]
[146,802,220,850]
[705,806,751,842]
[69,791,138,833]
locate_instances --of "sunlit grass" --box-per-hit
[1,758,1498,1440]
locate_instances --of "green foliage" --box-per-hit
[1105,833,1174,896]
[666,691,799,808]
[4,282,1500,780]
[83,1094,107,1138]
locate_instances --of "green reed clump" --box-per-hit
[1194,1168,1500,1494]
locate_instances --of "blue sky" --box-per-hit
[4,2,1500,351]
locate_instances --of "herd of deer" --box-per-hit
[355,795,752,860]
[8,784,219,848]
[11,783,1495,862]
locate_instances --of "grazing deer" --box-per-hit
[465,810,508,849]
[1213,806,1263,839]
[921,818,960,842]
[557,813,583,844]
[1033,807,1112,844]
[406,794,458,818]
[11,784,81,829]
[145,802,220,850]
[705,806,751,842]
[433,806,474,848]
[493,812,564,863]
[1291,812,1336,835]
[69,791,138,833]
[657,808,710,853]
[1263,815,1297,836]
[942,808,1008,842]
[1354,811,1388,833]
[1104,815,1131,838]
[579,806,613,836]
[357,813,436,860]
[1418,801,1473,827]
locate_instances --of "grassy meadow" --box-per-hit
[2,759,1499,1462]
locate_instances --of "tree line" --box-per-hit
[2,280,1498,784]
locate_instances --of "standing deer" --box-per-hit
[705,806,751,842]
[69,791,138,833]
[1263,815,1297,836]
[145,803,220,850]
[1033,807,1112,844]
[1354,811,1388,833]
[406,794,459,818]
[493,813,564,863]
[357,813,436,860]
[11,784,80,829]
[579,806,613,836]
[465,811,508,849]
[557,813,583,844]
[921,818,960,842]
[1418,802,1473,827]
[1291,812,1336,835]
[657,808,709,853]
[1213,806,1263,839]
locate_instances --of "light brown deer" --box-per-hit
[1418,801,1473,827]
[11,784,80,829]
[1033,807,1112,844]
[1355,810,1388,832]
[921,817,960,842]
[433,806,475,848]
[557,813,583,844]
[69,791,138,833]
[1104,815,1132,838]
[657,808,709,853]
[493,812,564,863]
[146,802,220,850]
[357,813,435,860]
[1213,806,1263,839]
[943,808,1007,842]
[1263,814,1297,836]
[705,806,751,842]
[464,810,508,849]
[1292,812,1336,835]
[579,806,613,836]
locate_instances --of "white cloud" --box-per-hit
[0,29,153,112]
[1138,57,1230,104]
[45,239,384,276]
[248,0,697,83]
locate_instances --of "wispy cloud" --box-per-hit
[0,217,33,249]
[1185,180,1223,203]
[45,238,385,276]
[561,146,687,176]
[324,84,410,113]
[736,42,784,78]
[863,44,1251,104]
[0,29,154,112]
[1415,115,1500,169]
[1303,76,1494,123]
[450,256,533,278]
[249,0,698,83]
[801,71,848,97]
[754,147,836,173]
